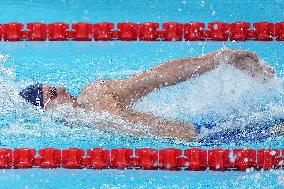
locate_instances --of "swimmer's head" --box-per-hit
[19,83,44,108]
[19,84,77,109]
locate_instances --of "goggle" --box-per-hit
[50,87,57,100]
[43,87,57,109]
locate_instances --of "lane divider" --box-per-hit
[0,22,283,41]
[0,148,283,171]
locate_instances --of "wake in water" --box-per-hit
[0,52,283,145]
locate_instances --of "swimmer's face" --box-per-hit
[42,84,77,110]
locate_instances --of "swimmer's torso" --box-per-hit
[77,80,121,112]
[77,79,154,112]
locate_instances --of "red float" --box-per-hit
[87,148,110,169]
[253,22,275,41]
[33,148,61,168]
[208,148,232,171]
[13,148,36,168]
[110,148,133,169]
[229,22,251,41]
[93,22,114,41]
[207,22,230,41]
[184,22,205,41]
[129,156,139,168]
[257,149,280,170]
[183,148,207,171]
[0,148,13,168]
[65,30,75,39]
[159,148,182,170]
[160,22,183,41]
[247,30,256,40]
[20,30,29,40]
[233,149,257,171]
[275,22,284,41]
[134,148,159,170]
[2,22,24,41]
[81,156,91,167]
[138,22,160,41]
[72,22,93,41]
[115,22,139,41]
[47,22,69,41]
[26,22,47,41]
[62,148,84,169]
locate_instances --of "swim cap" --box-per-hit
[19,83,44,108]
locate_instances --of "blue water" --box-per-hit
[0,0,283,188]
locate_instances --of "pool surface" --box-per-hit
[0,0,284,188]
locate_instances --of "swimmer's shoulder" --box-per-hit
[77,80,124,111]
[77,81,103,110]
[80,79,122,95]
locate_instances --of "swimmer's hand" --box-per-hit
[216,49,275,80]
[157,119,198,141]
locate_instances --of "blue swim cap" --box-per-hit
[19,83,44,108]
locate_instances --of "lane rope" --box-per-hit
[0,147,283,171]
[0,22,283,41]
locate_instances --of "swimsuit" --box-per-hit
[194,118,284,145]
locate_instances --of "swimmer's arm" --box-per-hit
[119,51,220,100]
[107,108,197,141]
[120,49,273,100]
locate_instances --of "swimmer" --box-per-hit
[19,48,276,141]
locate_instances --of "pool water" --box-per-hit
[0,0,283,188]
